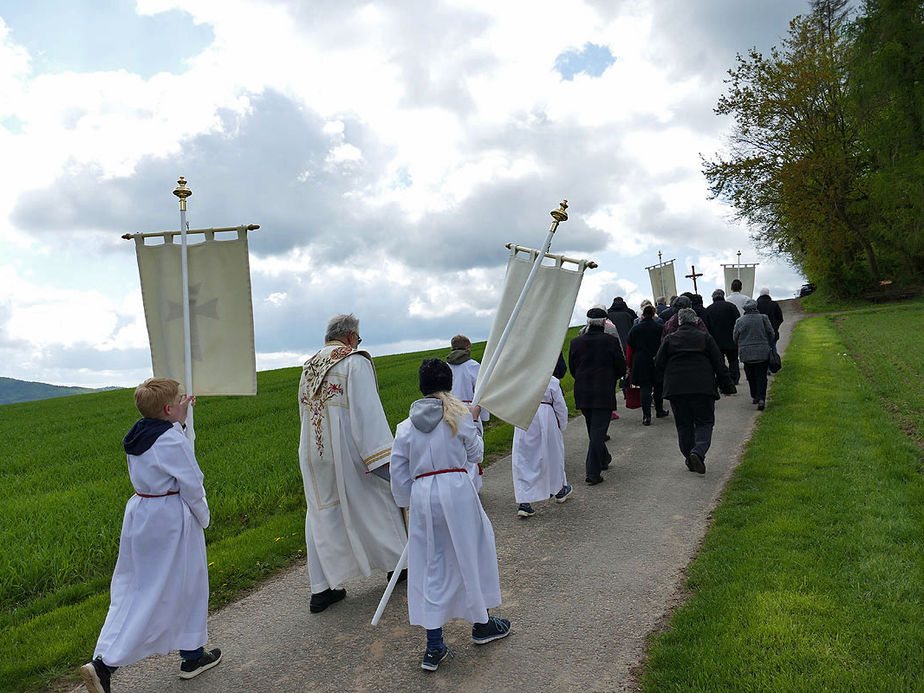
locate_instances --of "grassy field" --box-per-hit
[641,302,924,691]
[0,331,582,693]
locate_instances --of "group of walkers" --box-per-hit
[80,291,783,691]
[568,282,783,480]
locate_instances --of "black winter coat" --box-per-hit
[626,317,663,386]
[756,295,784,340]
[705,298,741,350]
[655,324,735,400]
[568,326,627,410]
[607,298,637,353]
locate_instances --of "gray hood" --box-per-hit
[409,397,444,433]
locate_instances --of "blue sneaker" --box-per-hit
[554,484,573,503]
[421,645,453,671]
[472,615,511,644]
[517,503,535,517]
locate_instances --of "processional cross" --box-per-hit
[685,265,703,293]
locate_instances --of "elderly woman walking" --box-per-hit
[733,298,776,410]
[655,308,736,474]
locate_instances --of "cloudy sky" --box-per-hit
[0,0,812,389]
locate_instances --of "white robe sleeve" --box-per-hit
[347,356,394,471]
[163,424,210,529]
[456,416,484,491]
[389,421,413,508]
[550,378,568,432]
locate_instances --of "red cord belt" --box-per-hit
[135,491,179,498]
[415,468,467,480]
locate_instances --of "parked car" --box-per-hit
[797,283,816,297]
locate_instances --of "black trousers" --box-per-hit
[743,360,769,401]
[721,348,740,384]
[669,395,715,461]
[581,408,612,480]
[640,381,664,418]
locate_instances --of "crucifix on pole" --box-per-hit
[685,265,703,293]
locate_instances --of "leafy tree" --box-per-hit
[703,1,883,294]
[849,0,924,283]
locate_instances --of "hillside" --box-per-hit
[0,376,118,405]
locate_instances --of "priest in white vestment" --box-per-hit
[511,375,571,517]
[446,334,490,433]
[390,358,510,671]
[297,314,407,613]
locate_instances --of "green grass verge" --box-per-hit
[0,329,581,692]
[799,291,923,314]
[641,308,924,691]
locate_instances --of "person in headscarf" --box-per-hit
[733,299,775,410]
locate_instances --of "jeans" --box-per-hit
[744,360,769,401]
[581,408,612,480]
[669,395,716,461]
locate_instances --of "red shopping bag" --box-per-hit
[624,386,641,409]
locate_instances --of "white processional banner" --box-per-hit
[724,266,756,298]
[648,261,677,301]
[133,229,257,395]
[476,247,588,430]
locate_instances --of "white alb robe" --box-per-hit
[449,359,490,424]
[390,401,501,629]
[298,346,407,593]
[511,377,568,504]
[95,423,210,667]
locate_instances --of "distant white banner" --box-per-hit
[648,261,677,301]
[475,247,589,430]
[132,228,257,396]
[723,265,757,298]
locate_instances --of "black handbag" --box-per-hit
[768,348,782,373]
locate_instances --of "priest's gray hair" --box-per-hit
[325,314,359,342]
[677,308,698,325]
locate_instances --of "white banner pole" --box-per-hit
[471,200,569,408]
[371,542,409,625]
[173,177,195,451]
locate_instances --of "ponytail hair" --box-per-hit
[431,391,469,437]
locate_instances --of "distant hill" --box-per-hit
[0,376,121,405]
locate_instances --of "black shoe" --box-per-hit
[179,648,222,680]
[752,397,759,404]
[656,409,670,418]
[604,434,611,441]
[421,644,454,671]
[309,587,346,613]
[472,615,511,644]
[684,456,695,472]
[642,416,651,426]
[79,658,111,693]
[689,452,706,474]
[585,476,604,485]
[387,568,408,583]
[517,502,536,517]
[757,400,765,410]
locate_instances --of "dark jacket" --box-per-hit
[607,298,637,353]
[568,326,627,410]
[626,317,663,386]
[705,297,741,351]
[733,307,775,363]
[756,294,784,341]
[655,324,735,400]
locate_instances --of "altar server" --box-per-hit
[297,314,407,614]
[80,378,220,693]
[511,374,571,517]
[390,359,511,672]
[446,334,490,433]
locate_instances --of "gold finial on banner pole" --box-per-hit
[549,200,568,232]
[173,176,192,212]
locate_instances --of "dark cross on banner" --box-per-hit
[685,265,703,293]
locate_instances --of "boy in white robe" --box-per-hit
[512,375,571,517]
[80,378,220,693]
[446,334,490,434]
[390,359,511,672]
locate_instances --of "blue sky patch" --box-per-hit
[554,43,615,81]
[0,0,213,78]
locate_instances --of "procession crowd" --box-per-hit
[78,284,784,692]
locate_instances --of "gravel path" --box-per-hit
[71,301,801,693]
